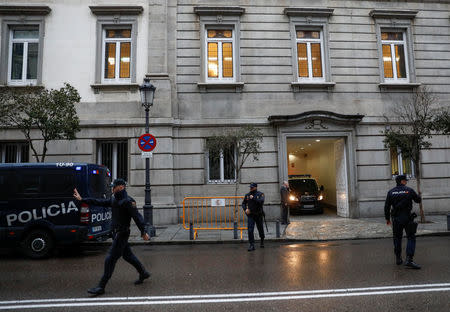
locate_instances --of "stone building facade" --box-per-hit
[1,0,449,223]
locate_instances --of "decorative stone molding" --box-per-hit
[305,119,329,130]
[197,82,244,93]
[90,83,140,94]
[0,6,51,16]
[146,73,170,81]
[291,82,336,92]
[268,110,364,126]
[284,8,334,17]
[89,6,143,16]
[194,7,245,16]
[379,82,421,90]
[369,10,418,19]
[0,85,44,90]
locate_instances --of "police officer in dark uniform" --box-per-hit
[73,179,150,295]
[242,182,265,251]
[280,181,290,225]
[384,175,421,269]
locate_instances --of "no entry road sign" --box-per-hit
[138,133,157,152]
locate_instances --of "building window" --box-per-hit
[97,141,128,181]
[206,28,235,81]
[0,6,49,86]
[102,28,132,83]
[89,6,143,86]
[194,6,244,89]
[0,142,29,163]
[381,31,408,82]
[207,147,236,183]
[391,148,414,177]
[8,27,39,85]
[370,9,418,86]
[284,8,334,91]
[296,29,324,81]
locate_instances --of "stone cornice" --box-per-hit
[369,9,418,19]
[89,6,144,16]
[0,5,51,16]
[268,110,364,125]
[284,8,334,17]
[194,7,245,16]
[90,83,139,93]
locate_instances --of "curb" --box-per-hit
[81,237,286,246]
[80,231,449,246]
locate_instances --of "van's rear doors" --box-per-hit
[0,168,15,241]
[84,165,112,239]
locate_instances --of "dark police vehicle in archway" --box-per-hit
[288,175,324,214]
[0,163,112,258]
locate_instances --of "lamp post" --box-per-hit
[139,77,156,237]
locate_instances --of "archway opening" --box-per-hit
[286,137,348,217]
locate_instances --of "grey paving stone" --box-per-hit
[99,214,448,245]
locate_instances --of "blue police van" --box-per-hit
[0,163,112,258]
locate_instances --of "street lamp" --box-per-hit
[139,77,156,237]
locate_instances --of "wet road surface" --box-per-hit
[0,237,449,311]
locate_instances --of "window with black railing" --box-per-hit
[97,140,128,181]
[0,142,29,163]
[207,145,236,183]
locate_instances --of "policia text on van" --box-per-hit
[0,163,112,258]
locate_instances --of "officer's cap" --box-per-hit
[395,175,408,185]
[250,182,257,188]
[111,178,127,188]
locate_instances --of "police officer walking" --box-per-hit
[384,175,421,269]
[242,183,265,251]
[280,181,290,225]
[73,179,150,295]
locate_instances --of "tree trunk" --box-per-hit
[27,138,40,163]
[415,158,426,223]
[40,140,48,162]
[234,170,240,223]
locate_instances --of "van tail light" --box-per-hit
[80,203,90,224]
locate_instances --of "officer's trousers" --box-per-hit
[247,214,265,245]
[392,216,416,258]
[99,230,146,288]
[281,203,289,224]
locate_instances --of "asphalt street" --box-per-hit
[0,237,449,311]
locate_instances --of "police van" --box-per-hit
[0,163,112,258]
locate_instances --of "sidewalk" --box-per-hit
[91,214,449,245]
[89,215,450,244]
[285,214,449,241]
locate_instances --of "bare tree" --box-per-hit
[433,110,450,134]
[0,84,81,162]
[383,86,448,222]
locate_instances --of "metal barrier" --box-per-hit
[182,196,246,240]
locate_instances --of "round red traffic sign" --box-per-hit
[138,134,157,152]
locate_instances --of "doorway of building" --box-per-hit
[286,137,349,217]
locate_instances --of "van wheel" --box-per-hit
[20,229,54,259]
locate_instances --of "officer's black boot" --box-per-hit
[88,277,107,295]
[405,256,421,269]
[396,254,403,265]
[87,285,105,295]
[134,271,151,285]
[260,238,264,248]
[248,244,255,251]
